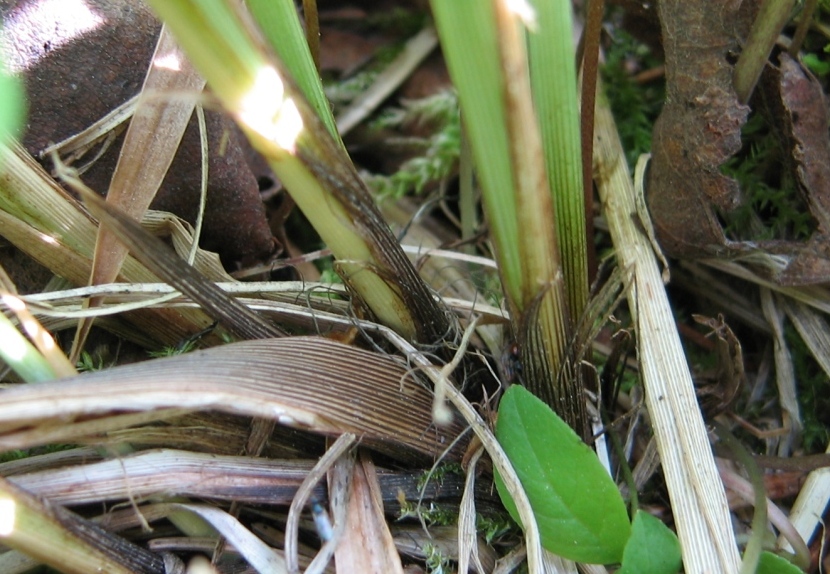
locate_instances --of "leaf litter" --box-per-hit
[2,0,830,572]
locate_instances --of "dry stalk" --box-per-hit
[593,86,741,572]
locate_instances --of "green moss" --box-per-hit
[786,324,830,452]
[0,449,27,464]
[324,45,404,105]
[721,114,815,242]
[416,461,463,491]
[367,91,461,199]
[476,512,516,544]
[76,350,106,372]
[397,499,458,526]
[423,542,452,574]
[365,8,426,37]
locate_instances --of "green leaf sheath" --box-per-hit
[145,0,452,344]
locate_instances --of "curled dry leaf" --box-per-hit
[691,314,745,417]
[647,0,750,258]
[756,52,830,284]
[648,1,830,284]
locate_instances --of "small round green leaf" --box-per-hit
[755,550,804,574]
[494,386,630,564]
[616,510,681,574]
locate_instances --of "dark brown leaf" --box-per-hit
[647,1,750,258]
[647,1,830,284]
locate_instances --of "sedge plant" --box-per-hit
[429,2,589,434]
[143,0,453,346]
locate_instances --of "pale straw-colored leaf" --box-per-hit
[67,175,286,340]
[5,449,314,506]
[0,409,192,451]
[76,24,207,358]
[285,433,355,573]
[458,446,487,574]
[593,84,741,572]
[781,297,830,379]
[90,24,206,288]
[310,444,354,573]
[149,502,286,574]
[701,258,830,315]
[542,549,578,573]
[334,453,404,574]
[777,299,830,555]
[760,288,802,449]
[0,142,223,345]
[493,545,527,574]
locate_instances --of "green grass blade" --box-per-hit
[429,0,520,304]
[528,1,588,321]
[0,312,57,383]
[431,0,586,433]
[246,0,338,140]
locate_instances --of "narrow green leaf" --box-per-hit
[246,0,339,140]
[617,510,681,574]
[429,0,520,303]
[494,385,630,563]
[527,0,588,322]
[755,551,804,574]
[0,312,57,383]
[0,52,24,145]
[145,0,453,343]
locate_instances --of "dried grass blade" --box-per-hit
[97,25,205,269]
[65,176,285,340]
[593,84,741,572]
[316,444,355,573]
[0,143,225,345]
[760,289,802,447]
[334,453,404,574]
[0,337,465,460]
[78,25,207,357]
[146,0,453,345]
[7,449,315,506]
[149,503,286,574]
[778,298,830,553]
[0,409,192,452]
[781,297,830,379]
[286,433,355,572]
[458,447,488,574]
